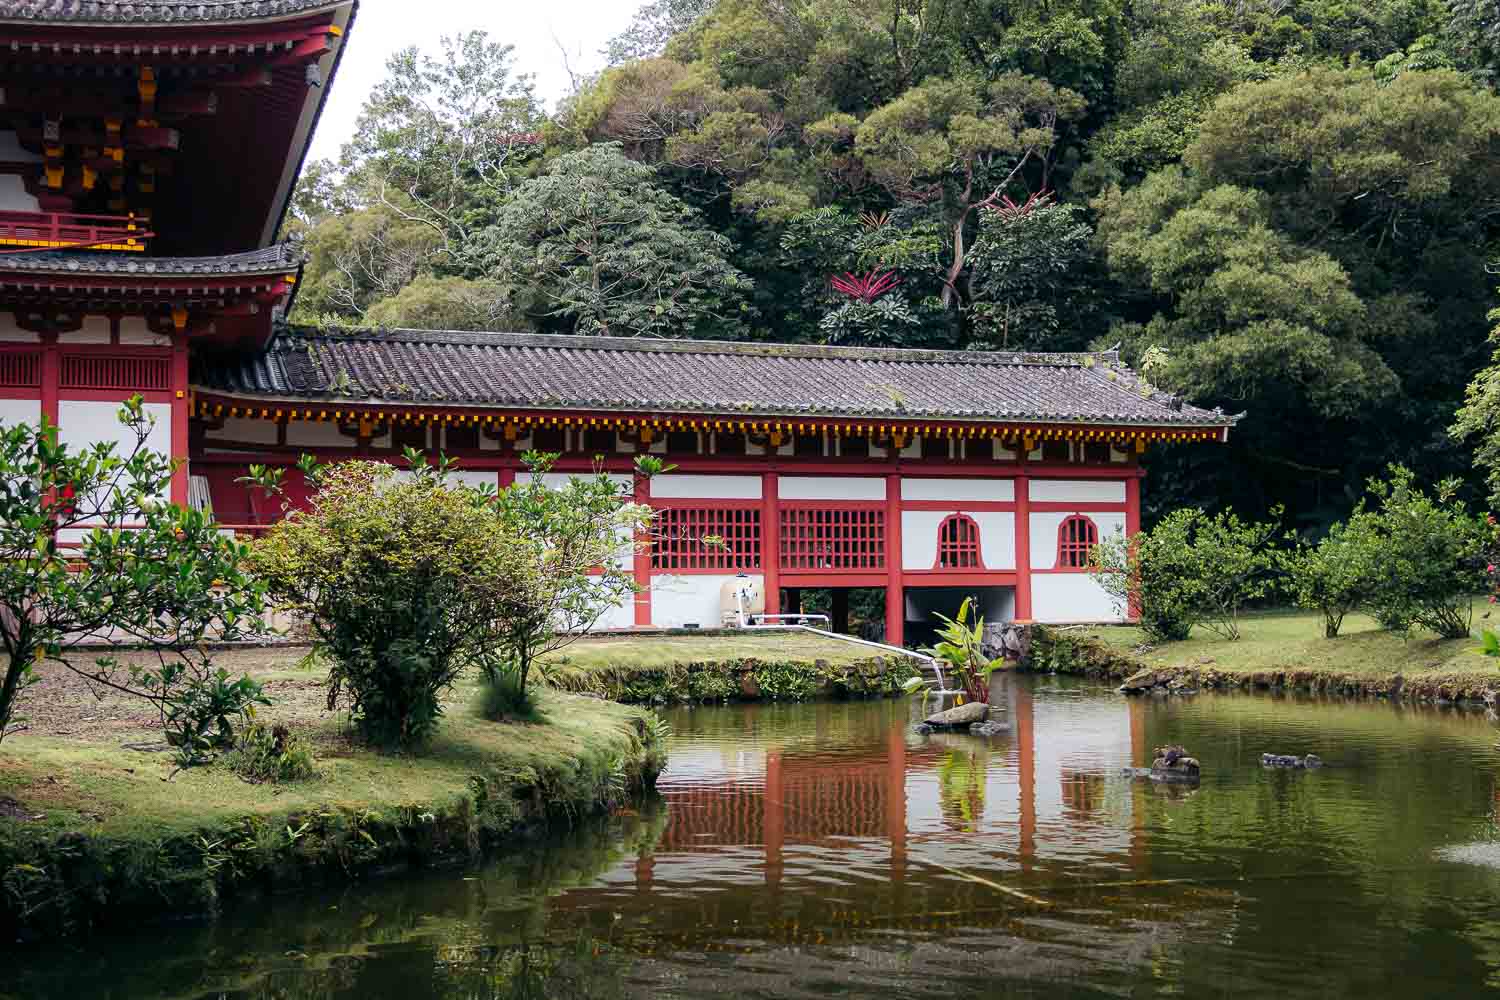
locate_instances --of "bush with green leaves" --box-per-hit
[0,397,267,761]
[1355,467,1488,639]
[249,458,533,749]
[1093,506,1281,641]
[1282,514,1385,638]
[225,722,316,783]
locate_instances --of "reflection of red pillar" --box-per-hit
[1128,697,1148,876]
[765,750,784,888]
[886,724,907,882]
[635,850,655,893]
[1016,680,1036,867]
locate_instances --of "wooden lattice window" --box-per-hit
[936,514,983,569]
[1057,515,1099,569]
[652,507,762,571]
[0,351,40,387]
[779,507,885,570]
[59,353,169,391]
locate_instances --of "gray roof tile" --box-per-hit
[0,245,302,277]
[193,327,1240,429]
[0,0,344,23]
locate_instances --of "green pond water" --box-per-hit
[12,676,1500,999]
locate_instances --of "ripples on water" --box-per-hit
[14,677,1500,999]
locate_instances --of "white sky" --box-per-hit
[308,0,647,162]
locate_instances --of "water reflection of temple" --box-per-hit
[624,681,1154,898]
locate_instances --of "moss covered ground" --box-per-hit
[1036,607,1500,702]
[541,631,924,703]
[0,647,665,937]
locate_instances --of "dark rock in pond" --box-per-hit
[924,702,989,729]
[969,720,1010,738]
[1261,753,1323,769]
[1148,744,1201,782]
[912,723,935,736]
[1119,669,1162,695]
[1120,765,1201,785]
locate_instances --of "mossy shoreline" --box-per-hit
[1027,612,1500,706]
[544,633,924,704]
[0,686,665,940]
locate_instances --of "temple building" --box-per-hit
[0,0,1239,646]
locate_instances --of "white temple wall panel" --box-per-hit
[1029,511,1125,570]
[58,317,113,343]
[974,511,1016,569]
[650,574,760,628]
[591,593,637,631]
[0,174,38,213]
[0,315,38,343]
[650,474,763,499]
[778,475,885,500]
[1031,574,1122,623]
[0,398,39,426]
[285,421,349,448]
[901,477,1014,502]
[1029,479,1127,503]
[118,318,168,345]
[901,511,945,569]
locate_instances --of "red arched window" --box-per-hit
[1057,515,1099,569]
[935,514,983,569]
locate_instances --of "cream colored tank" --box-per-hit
[720,575,765,626]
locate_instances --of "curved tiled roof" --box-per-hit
[0,245,302,277]
[0,0,343,23]
[193,327,1240,429]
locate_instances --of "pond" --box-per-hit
[13,676,1500,999]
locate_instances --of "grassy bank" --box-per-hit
[543,631,924,703]
[0,648,665,937]
[1032,608,1500,703]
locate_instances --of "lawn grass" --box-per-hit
[0,647,665,936]
[1054,606,1500,700]
[541,630,923,703]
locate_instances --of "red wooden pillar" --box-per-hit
[169,333,190,507]
[762,471,780,619]
[884,472,904,646]
[1125,471,1142,622]
[39,331,59,433]
[633,471,652,627]
[1014,457,1033,622]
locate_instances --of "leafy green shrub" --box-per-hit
[225,722,316,783]
[478,665,543,722]
[921,597,999,702]
[1283,515,1384,638]
[1093,506,1281,641]
[250,459,531,749]
[1357,467,1487,639]
[751,661,820,700]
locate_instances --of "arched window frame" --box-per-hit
[1056,514,1100,570]
[933,513,984,570]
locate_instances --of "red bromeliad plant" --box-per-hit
[830,269,901,303]
[987,189,1053,222]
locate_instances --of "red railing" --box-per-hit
[60,353,171,391]
[0,210,149,252]
[0,350,41,387]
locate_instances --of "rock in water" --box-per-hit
[923,702,989,729]
[1119,669,1161,695]
[969,720,1010,737]
[1147,743,1201,783]
[1261,753,1323,769]
[911,723,935,736]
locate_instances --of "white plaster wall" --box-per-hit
[1031,574,1122,623]
[388,467,498,491]
[899,436,922,458]
[901,477,1014,502]
[1029,478,1127,503]
[0,398,40,427]
[902,509,1015,570]
[539,472,633,492]
[902,510,945,569]
[58,317,112,343]
[208,416,278,445]
[650,574,761,628]
[0,315,39,344]
[285,421,350,448]
[119,317,169,346]
[58,400,172,523]
[975,511,1015,569]
[590,593,637,631]
[779,475,885,500]
[650,474,762,499]
[1029,512,1125,570]
[0,174,39,213]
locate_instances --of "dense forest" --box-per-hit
[285,0,1500,531]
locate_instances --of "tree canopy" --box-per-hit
[288,5,1500,530]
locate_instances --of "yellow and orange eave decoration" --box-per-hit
[192,397,1232,450]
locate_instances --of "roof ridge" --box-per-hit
[278,325,1122,368]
